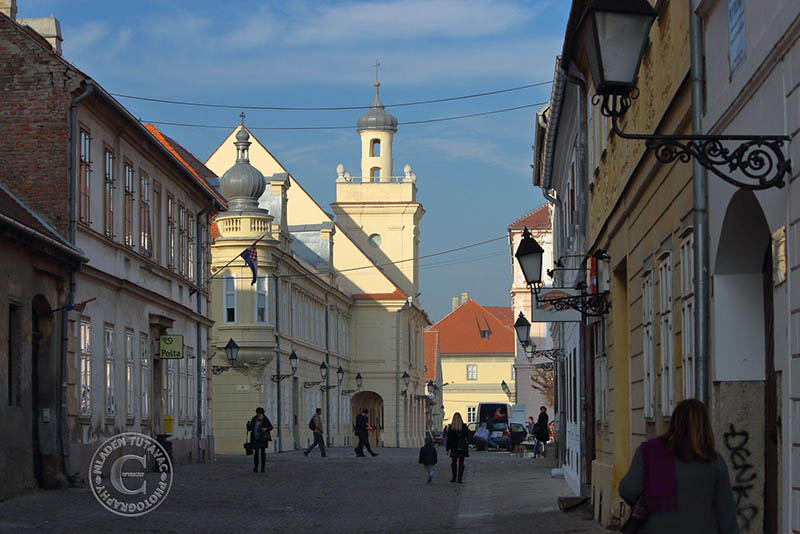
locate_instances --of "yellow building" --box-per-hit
[542,0,694,526]
[206,82,431,453]
[427,295,515,426]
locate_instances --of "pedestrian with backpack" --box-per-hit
[304,408,326,457]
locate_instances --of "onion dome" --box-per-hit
[219,126,266,213]
[356,81,398,132]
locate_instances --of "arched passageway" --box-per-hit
[351,391,383,448]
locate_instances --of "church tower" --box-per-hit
[332,80,424,300]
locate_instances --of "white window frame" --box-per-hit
[255,276,268,323]
[680,233,695,399]
[141,334,150,420]
[79,319,92,416]
[104,326,116,417]
[224,274,237,324]
[642,273,656,419]
[466,364,477,381]
[466,406,477,424]
[125,330,135,418]
[658,255,675,416]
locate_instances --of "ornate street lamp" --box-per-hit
[514,228,611,317]
[304,361,328,389]
[271,349,299,383]
[321,365,344,392]
[579,0,791,190]
[514,312,566,362]
[212,338,240,375]
[501,380,513,402]
[341,372,363,396]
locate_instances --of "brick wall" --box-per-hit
[0,15,84,238]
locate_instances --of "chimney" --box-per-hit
[0,0,17,19]
[17,16,63,55]
[460,292,469,305]
[451,297,459,312]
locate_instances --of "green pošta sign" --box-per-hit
[159,335,184,359]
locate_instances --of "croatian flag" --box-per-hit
[65,297,96,313]
[240,245,258,285]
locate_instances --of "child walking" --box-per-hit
[419,434,438,484]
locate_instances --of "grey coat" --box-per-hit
[619,445,739,534]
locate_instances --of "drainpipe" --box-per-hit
[395,302,410,448]
[689,6,710,405]
[60,80,95,479]
[274,258,283,452]
[195,202,213,462]
[325,293,331,447]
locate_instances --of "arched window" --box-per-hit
[370,167,380,181]
[370,138,381,157]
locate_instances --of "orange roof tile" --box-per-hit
[484,306,513,325]
[430,299,514,355]
[509,204,550,229]
[423,330,439,381]
[351,288,409,300]
[145,124,226,206]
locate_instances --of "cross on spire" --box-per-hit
[240,112,246,124]
[373,59,381,85]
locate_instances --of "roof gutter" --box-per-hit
[541,59,567,192]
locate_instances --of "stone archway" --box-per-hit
[351,391,384,448]
[712,189,776,533]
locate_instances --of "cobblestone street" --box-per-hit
[0,447,604,533]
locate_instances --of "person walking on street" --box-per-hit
[534,406,549,458]
[304,408,326,458]
[354,408,378,457]
[526,416,536,440]
[246,407,272,473]
[445,412,470,483]
[419,434,438,484]
[619,399,738,534]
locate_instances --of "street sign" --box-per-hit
[159,335,184,359]
[532,287,582,322]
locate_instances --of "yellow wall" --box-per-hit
[441,354,515,426]
[578,1,692,526]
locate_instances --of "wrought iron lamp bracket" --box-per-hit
[524,347,565,363]
[340,388,360,396]
[531,282,611,318]
[595,92,791,191]
[320,384,339,392]
[270,373,293,383]
[303,381,323,389]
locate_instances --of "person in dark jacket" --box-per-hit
[246,407,272,473]
[445,412,470,483]
[619,399,738,534]
[534,406,549,458]
[354,408,378,457]
[419,435,438,483]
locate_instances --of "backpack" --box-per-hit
[308,417,316,431]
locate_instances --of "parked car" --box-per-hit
[431,431,445,446]
[486,421,528,451]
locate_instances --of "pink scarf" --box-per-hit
[640,437,678,514]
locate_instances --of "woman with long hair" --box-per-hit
[619,399,738,533]
[445,412,471,483]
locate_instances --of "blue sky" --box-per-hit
[23,0,569,321]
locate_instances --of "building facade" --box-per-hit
[205,82,431,453]
[0,6,223,491]
[696,1,799,532]
[427,296,515,426]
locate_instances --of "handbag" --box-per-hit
[620,495,647,533]
[244,429,254,455]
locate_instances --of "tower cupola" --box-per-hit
[356,78,396,181]
[219,123,266,213]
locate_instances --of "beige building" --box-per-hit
[206,82,431,453]
[427,295,515,426]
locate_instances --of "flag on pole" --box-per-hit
[240,245,258,285]
[64,297,96,313]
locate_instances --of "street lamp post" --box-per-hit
[341,372,363,396]
[211,338,240,375]
[578,0,791,190]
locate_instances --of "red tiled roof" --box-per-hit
[424,330,439,381]
[509,204,550,229]
[484,306,513,325]
[145,125,226,206]
[429,299,514,355]
[351,288,408,300]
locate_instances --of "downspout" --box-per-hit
[195,202,214,462]
[689,6,710,405]
[324,293,331,447]
[396,303,410,448]
[274,258,282,452]
[61,80,95,478]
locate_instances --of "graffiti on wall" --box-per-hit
[723,424,759,532]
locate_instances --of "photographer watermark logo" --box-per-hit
[89,432,173,517]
